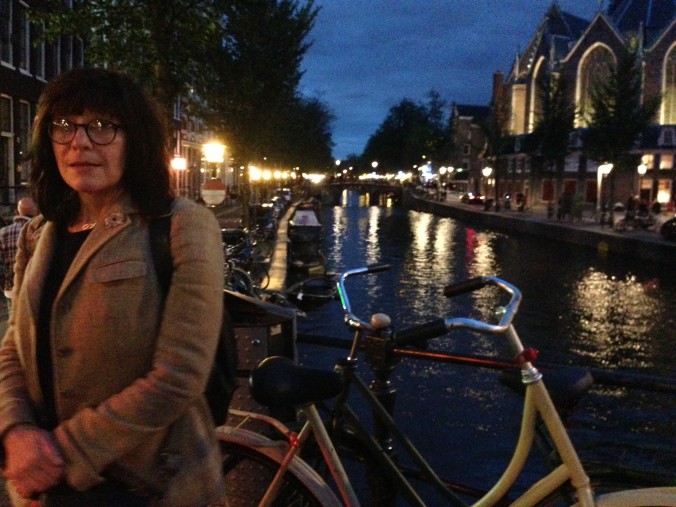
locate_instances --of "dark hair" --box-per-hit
[29,68,174,223]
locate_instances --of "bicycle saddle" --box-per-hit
[250,356,343,407]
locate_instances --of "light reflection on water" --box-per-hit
[298,195,675,492]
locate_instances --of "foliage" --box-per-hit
[361,90,452,171]
[30,0,333,171]
[533,70,576,172]
[583,46,661,172]
[29,0,223,117]
[532,70,576,199]
[203,0,322,168]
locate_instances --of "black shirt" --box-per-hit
[37,227,90,429]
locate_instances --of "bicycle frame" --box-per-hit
[220,267,676,506]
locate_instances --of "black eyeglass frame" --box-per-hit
[48,119,124,146]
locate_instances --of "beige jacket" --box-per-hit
[0,196,225,506]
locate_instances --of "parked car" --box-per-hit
[460,192,485,205]
[660,217,676,241]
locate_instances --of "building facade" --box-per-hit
[1,0,84,210]
[482,0,676,210]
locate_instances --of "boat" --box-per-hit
[287,200,325,271]
[285,273,338,310]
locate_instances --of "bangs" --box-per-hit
[47,75,125,120]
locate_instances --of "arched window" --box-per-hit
[663,44,676,125]
[578,45,615,127]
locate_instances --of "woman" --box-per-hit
[0,68,225,506]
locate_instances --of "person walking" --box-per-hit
[0,198,38,314]
[0,68,225,506]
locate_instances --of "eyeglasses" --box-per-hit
[48,119,124,146]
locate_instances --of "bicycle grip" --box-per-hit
[443,277,486,298]
[393,318,448,347]
[365,263,391,273]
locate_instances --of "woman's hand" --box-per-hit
[3,425,65,499]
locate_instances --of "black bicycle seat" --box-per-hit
[250,356,343,407]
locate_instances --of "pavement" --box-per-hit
[413,192,676,263]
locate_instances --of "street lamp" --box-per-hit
[371,161,378,170]
[596,162,613,221]
[482,167,493,198]
[170,156,186,195]
[637,163,647,199]
[202,141,227,206]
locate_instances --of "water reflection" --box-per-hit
[570,269,668,370]
[299,194,675,487]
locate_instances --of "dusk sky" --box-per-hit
[300,0,603,160]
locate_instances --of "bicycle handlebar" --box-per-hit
[442,276,486,297]
[337,266,522,346]
[337,264,391,331]
[393,276,522,346]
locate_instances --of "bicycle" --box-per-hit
[217,265,676,506]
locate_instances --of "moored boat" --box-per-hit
[288,200,325,271]
[285,273,337,310]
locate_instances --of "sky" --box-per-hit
[299,0,604,160]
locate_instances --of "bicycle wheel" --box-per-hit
[225,266,255,297]
[251,262,270,290]
[219,430,341,507]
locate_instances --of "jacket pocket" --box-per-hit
[90,260,148,284]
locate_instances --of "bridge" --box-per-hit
[324,181,404,205]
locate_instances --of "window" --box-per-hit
[18,101,29,157]
[658,128,674,147]
[463,143,470,155]
[18,3,29,72]
[0,0,12,64]
[60,35,73,71]
[578,45,614,127]
[32,22,45,78]
[0,96,11,133]
[659,154,673,170]
[641,154,654,169]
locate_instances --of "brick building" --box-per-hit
[0,0,84,210]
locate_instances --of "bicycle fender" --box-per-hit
[595,486,676,506]
[216,426,343,506]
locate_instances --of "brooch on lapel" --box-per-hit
[103,213,129,229]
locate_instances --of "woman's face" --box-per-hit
[50,112,126,198]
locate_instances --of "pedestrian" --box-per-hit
[0,68,225,506]
[0,198,38,314]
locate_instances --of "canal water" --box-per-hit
[295,190,675,499]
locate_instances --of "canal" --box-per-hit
[294,189,675,498]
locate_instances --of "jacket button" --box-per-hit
[60,390,75,399]
[56,347,74,357]
[58,302,72,313]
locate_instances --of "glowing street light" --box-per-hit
[371,161,378,170]
[596,162,613,221]
[482,167,493,198]
[170,156,187,195]
[637,163,647,198]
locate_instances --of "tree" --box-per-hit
[583,45,661,200]
[361,90,450,171]
[532,70,576,203]
[202,0,321,226]
[481,90,510,208]
[277,95,335,170]
[204,0,319,165]
[30,0,224,120]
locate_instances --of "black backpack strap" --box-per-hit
[149,213,173,297]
